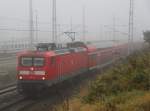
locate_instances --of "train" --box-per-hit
[17,41,128,95]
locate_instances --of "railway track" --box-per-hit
[0,61,16,66]
[0,56,16,61]
[0,55,16,67]
[0,58,16,67]
[0,84,36,111]
[0,60,121,111]
[0,53,16,59]
[0,84,17,95]
[0,96,36,111]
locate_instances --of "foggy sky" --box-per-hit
[0,0,149,42]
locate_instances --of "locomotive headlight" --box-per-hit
[19,76,23,80]
[34,71,45,75]
[42,77,46,80]
[19,71,30,75]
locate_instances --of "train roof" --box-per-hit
[86,45,97,52]
[17,50,56,57]
[17,46,87,57]
[17,41,119,57]
[36,43,57,51]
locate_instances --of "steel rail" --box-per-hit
[0,84,17,95]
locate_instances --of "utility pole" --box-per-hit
[128,0,134,55]
[113,17,116,42]
[70,17,73,32]
[29,0,34,49]
[82,6,86,42]
[57,24,61,43]
[99,25,103,41]
[52,0,57,44]
[35,10,38,44]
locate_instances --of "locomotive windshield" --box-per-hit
[21,57,32,66]
[34,58,44,66]
[21,57,44,67]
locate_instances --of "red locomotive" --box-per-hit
[17,42,127,95]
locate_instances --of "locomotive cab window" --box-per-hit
[90,54,97,60]
[21,57,44,67]
[34,58,44,66]
[21,57,32,67]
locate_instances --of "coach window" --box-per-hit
[91,54,97,61]
[91,54,97,60]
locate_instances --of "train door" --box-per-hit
[88,53,97,70]
[48,56,56,81]
[97,52,101,67]
[57,56,63,82]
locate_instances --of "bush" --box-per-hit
[83,50,150,104]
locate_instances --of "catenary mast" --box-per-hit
[29,0,34,49]
[128,0,134,55]
[52,0,57,44]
